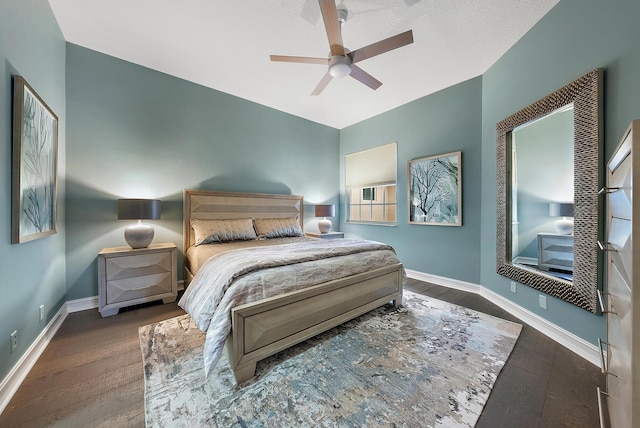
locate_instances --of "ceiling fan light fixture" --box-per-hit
[328,55,352,78]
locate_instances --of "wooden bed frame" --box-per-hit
[183,189,404,383]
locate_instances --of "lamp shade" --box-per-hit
[315,204,335,218]
[117,199,161,220]
[549,202,574,217]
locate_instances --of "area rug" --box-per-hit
[139,291,522,427]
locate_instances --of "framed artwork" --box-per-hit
[408,151,461,226]
[12,76,58,243]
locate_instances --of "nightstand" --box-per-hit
[537,233,573,272]
[306,232,344,239]
[98,243,177,317]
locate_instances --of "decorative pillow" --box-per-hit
[191,218,257,246]
[254,217,303,238]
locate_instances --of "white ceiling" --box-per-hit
[48,0,559,129]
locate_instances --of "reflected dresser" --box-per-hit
[537,233,574,273]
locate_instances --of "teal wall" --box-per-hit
[481,0,640,344]
[0,0,66,379]
[339,77,483,284]
[65,44,340,300]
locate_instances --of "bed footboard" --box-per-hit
[225,263,403,383]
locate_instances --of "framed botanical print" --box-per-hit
[408,151,461,226]
[12,76,58,243]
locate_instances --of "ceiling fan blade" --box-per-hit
[318,0,345,56]
[270,55,328,65]
[349,30,414,63]
[311,71,333,96]
[349,64,382,90]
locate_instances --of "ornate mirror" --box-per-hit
[496,69,602,313]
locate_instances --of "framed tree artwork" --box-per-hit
[12,76,58,243]
[408,151,461,226]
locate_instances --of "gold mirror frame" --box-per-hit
[496,69,602,313]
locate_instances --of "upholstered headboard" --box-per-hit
[183,189,304,252]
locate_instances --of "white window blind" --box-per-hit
[345,142,397,188]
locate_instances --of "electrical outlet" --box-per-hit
[539,295,547,310]
[510,281,517,293]
[39,304,45,322]
[10,331,17,353]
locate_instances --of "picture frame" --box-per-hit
[408,151,461,226]
[12,76,58,243]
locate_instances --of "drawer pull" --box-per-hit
[598,338,608,374]
[597,338,618,377]
[597,290,616,315]
[597,241,617,252]
[598,186,621,195]
[597,387,609,428]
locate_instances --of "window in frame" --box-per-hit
[345,142,397,225]
[348,185,396,223]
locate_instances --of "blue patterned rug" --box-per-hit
[140,291,521,427]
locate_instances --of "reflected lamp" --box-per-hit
[549,202,574,235]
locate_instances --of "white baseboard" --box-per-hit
[407,269,481,294]
[405,269,600,367]
[0,304,68,414]
[65,296,99,313]
[0,295,100,414]
[512,256,537,266]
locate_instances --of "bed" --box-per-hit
[180,189,405,383]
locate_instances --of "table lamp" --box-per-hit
[117,199,161,248]
[549,202,574,235]
[315,204,335,233]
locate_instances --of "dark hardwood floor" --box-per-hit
[0,278,604,427]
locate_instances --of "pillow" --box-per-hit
[254,217,303,238]
[191,218,257,246]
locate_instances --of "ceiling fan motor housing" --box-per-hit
[337,8,348,24]
[329,54,352,77]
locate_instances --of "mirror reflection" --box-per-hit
[510,105,575,282]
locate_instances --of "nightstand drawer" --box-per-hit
[105,251,172,281]
[106,272,173,305]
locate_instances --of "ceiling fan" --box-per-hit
[270,0,414,95]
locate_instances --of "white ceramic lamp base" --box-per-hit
[554,217,574,235]
[124,220,155,248]
[318,218,332,234]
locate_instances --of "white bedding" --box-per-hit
[179,238,404,376]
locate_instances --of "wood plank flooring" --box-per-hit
[0,278,604,427]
